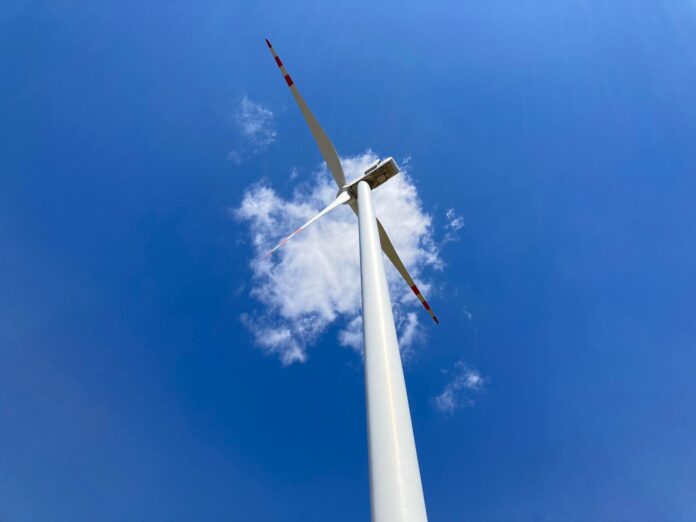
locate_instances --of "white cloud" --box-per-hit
[234,151,441,365]
[229,96,276,163]
[443,208,465,244]
[445,208,464,230]
[227,150,243,165]
[398,312,422,360]
[433,361,488,414]
[338,315,362,353]
[240,313,307,365]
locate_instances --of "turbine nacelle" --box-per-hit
[341,157,400,199]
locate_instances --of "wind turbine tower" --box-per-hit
[265,39,438,522]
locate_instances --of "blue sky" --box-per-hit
[2,1,696,521]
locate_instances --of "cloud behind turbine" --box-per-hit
[234,151,441,364]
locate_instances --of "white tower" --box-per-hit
[358,181,428,522]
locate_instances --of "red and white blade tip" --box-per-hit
[264,38,294,87]
[410,284,440,325]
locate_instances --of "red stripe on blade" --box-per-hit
[275,56,283,67]
[410,285,421,295]
[422,301,431,311]
[433,316,440,324]
[265,39,272,48]
[284,74,294,86]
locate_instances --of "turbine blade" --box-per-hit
[267,190,351,256]
[265,39,347,188]
[349,202,438,323]
[376,218,440,324]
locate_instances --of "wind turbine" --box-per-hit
[264,39,437,522]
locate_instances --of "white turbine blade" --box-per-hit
[376,219,440,324]
[265,39,347,188]
[267,190,351,256]
[349,201,438,324]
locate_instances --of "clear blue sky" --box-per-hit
[2,1,696,521]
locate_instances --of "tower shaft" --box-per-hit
[357,181,428,522]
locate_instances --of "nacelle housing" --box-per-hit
[344,157,400,197]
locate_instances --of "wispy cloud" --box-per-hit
[234,151,441,365]
[228,96,277,164]
[433,361,488,414]
[442,208,465,244]
[398,312,422,360]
